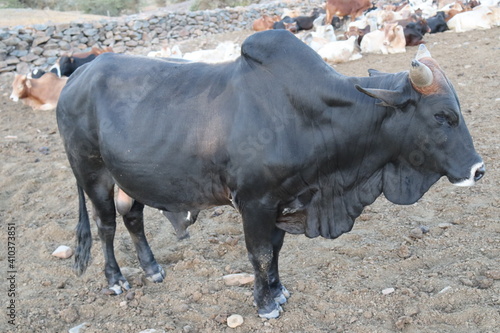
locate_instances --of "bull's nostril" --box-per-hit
[474,165,485,182]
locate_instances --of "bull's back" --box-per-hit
[57,53,243,209]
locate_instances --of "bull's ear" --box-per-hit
[355,84,409,109]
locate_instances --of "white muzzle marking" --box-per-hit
[453,162,485,187]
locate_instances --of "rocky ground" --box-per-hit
[0,7,499,333]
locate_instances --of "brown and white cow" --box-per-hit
[10,72,68,111]
[360,22,406,54]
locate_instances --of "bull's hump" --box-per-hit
[241,30,323,67]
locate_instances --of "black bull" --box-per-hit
[56,30,484,319]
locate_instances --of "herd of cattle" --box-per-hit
[8,0,500,111]
[253,0,500,62]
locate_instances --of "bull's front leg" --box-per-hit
[241,202,288,319]
[268,227,289,305]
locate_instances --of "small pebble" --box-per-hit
[363,311,373,319]
[214,313,229,324]
[223,273,254,286]
[460,278,474,287]
[438,222,453,229]
[438,286,452,294]
[485,270,500,280]
[69,322,89,333]
[192,291,203,301]
[395,316,412,329]
[397,244,411,259]
[52,245,73,259]
[211,208,224,217]
[38,146,50,155]
[121,266,142,279]
[475,276,494,289]
[382,287,395,295]
[133,275,144,287]
[126,291,135,300]
[404,306,420,317]
[409,227,423,239]
[227,314,244,328]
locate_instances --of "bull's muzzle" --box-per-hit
[454,162,485,187]
[473,163,486,182]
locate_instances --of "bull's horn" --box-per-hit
[410,59,433,87]
[415,44,431,60]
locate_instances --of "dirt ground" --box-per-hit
[0,8,109,28]
[0,13,499,333]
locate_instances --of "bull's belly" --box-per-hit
[112,169,231,213]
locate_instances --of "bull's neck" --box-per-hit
[315,72,410,183]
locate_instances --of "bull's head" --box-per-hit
[9,74,27,102]
[356,44,484,204]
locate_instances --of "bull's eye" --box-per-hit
[434,113,447,124]
[434,112,457,127]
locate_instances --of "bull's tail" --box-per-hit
[74,184,92,276]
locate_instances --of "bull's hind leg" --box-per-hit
[87,180,131,295]
[123,201,165,282]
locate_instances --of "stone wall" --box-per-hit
[0,1,322,74]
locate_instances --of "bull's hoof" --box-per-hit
[107,280,131,295]
[275,293,287,305]
[274,285,290,305]
[146,266,166,283]
[281,286,290,298]
[258,303,283,319]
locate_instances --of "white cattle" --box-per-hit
[147,45,183,58]
[447,5,494,32]
[478,0,500,6]
[488,6,500,26]
[182,41,240,63]
[409,0,438,18]
[317,36,362,63]
[302,25,337,52]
